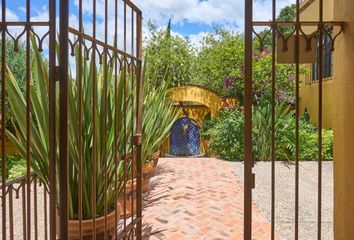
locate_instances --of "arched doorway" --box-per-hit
[169,117,200,156]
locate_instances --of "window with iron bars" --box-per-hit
[311,28,333,83]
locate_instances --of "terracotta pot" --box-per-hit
[151,150,160,167]
[125,177,149,193]
[142,178,150,193]
[152,150,160,161]
[56,206,120,240]
[142,163,156,179]
[118,179,137,218]
[118,195,137,218]
[118,178,150,218]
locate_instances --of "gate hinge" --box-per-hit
[131,134,142,146]
[55,66,61,82]
[252,173,255,189]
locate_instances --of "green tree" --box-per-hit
[192,28,244,94]
[257,4,296,50]
[144,20,196,87]
[0,40,26,132]
[193,27,296,105]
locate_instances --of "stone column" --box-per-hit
[333,0,354,239]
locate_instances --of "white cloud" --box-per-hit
[135,0,296,31]
[0,6,19,21]
[3,0,297,53]
[188,31,209,49]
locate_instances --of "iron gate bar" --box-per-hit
[59,0,70,238]
[244,0,253,239]
[123,0,127,232]
[123,0,142,15]
[68,28,142,61]
[49,0,57,238]
[114,0,119,238]
[295,1,301,239]
[1,1,7,239]
[136,12,143,240]
[0,0,143,239]
[252,21,344,26]
[131,8,135,232]
[245,1,344,239]
[318,0,324,239]
[0,22,50,26]
[25,0,33,238]
[271,0,276,239]
[104,0,108,238]
[22,180,26,238]
[91,0,97,238]
[77,0,83,238]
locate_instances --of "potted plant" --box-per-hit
[5,38,131,239]
[119,59,180,197]
[140,69,179,182]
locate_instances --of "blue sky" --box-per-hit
[3,0,295,47]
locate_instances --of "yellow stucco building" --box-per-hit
[299,0,335,128]
[299,0,354,238]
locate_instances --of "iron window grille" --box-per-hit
[311,27,333,83]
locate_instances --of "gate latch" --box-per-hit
[131,134,142,146]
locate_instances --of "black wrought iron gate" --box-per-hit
[244,0,343,239]
[0,0,143,239]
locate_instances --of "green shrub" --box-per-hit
[202,103,333,161]
[0,154,26,180]
[206,108,244,161]
[276,116,333,161]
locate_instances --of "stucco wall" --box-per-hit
[299,0,334,129]
[299,80,334,128]
[333,0,354,238]
[168,85,224,117]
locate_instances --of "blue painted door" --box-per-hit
[169,117,200,156]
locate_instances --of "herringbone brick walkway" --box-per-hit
[142,158,275,240]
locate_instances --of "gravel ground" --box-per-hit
[233,161,333,240]
[1,161,333,240]
[0,181,136,239]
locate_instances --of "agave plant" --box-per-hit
[141,57,180,164]
[5,37,134,220]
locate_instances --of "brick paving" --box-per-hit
[142,158,275,240]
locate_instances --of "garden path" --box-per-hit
[142,157,275,240]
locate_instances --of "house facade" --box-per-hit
[299,0,335,128]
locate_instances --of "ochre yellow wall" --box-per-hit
[333,0,354,238]
[300,0,334,22]
[175,105,210,126]
[168,85,225,117]
[0,141,19,155]
[299,0,335,128]
[299,79,334,128]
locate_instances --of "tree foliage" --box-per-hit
[193,28,297,105]
[143,21,195,87]
[0,40,27,132]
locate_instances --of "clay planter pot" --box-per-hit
[118,178,150,218]
[142,178,150,193]
[118,179,137,218]
[142,163,156,179]
[141,150,160,180]
[56,206,120,240]
[151,150,160,168]
[118,195,137,219]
